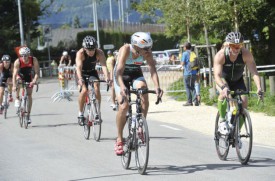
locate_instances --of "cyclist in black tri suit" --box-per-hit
[59,51,72,66]
[0,55,14,114]
[214,32,262,135]
[75,36,110,125]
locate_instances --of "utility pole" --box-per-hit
[93,0,100,48]
[17,0,24,45]
[109,0,113,22]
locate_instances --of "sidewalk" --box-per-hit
[147,93,275,148]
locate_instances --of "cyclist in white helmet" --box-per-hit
[59,51,72,66]
[214,32,263,135]
[75,35,110,125]
[113,32,163,155]
[12,46,39,124]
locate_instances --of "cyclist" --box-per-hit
[76,35,110,125]
[0,55,14,114]
[59,51,72,66]
[106,50,117,110]
[213,32,262,135]
[114,32,163,155]
[12,47,39,124]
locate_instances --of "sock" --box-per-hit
[218,99,227,122]
[79,111,83,116]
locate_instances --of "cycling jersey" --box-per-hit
[81,50,99,87]
[222,47,245,82]
[18,56,33,82]
[114,45,145,92]
[0,63,12,87]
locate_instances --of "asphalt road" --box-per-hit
[0,78,274,181]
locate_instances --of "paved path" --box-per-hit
[147,93,275,148]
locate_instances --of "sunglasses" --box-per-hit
[229,43,243,49]
[85,48,96,52]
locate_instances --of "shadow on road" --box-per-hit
[32,122,78,128]
[146,157,275,175]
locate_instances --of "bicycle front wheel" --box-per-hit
[23,98,29,129]
[92,100,101,141]
[235,109,253,165]
[135,116,149,175]
[83,103,90,140]
[121,117,132,169]
[3,95,8,119]
[214,112,230,160]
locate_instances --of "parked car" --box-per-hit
[152,51,169,65]
[164,49,181,65]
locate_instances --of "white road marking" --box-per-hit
[254,144,275,150]
[160,125,181,131]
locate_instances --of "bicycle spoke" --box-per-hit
[236,109,253,165]
[92,100,101,141]
[214,112,230,160]
[135,117,149,175]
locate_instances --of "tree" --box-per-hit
[73,15,81,28]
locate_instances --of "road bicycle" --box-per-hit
[121,87,161,175]
[214,90,262,165]
[80,76,109,141]
[16,81,39,129]
[1,82,10,119]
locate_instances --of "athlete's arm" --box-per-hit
[97,49,110,82]
[145,51,162,97]
[75,49,84,86]
[32,57,40,83]
[12,59,20,91]
[242,48,262,92]
[68,55,72,66]
[116,45,129,96]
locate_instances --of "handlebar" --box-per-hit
[79,77,109,93]
[120,88,162,105]
[16,81,39,92]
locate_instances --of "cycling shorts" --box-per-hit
[82,70,99,88]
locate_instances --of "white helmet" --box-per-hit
[19,47,31,56]
[225,32,244,44]
[131,32,153,49]
[62,51,68,56]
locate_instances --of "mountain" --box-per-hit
[39,0,142,28]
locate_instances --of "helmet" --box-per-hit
[62,51,68,56]
[1,54,11,62]
[131,32,153,49]
[82,36,97,49]
[19,47,31,56]
[107,50,112,55]
[225,32,244,44]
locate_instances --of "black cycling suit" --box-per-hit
[222,47,246,91]
[82,50,99,87]
[0,63,12,87]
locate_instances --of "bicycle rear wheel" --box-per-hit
[214,112,230,160]
[83,103,90,140]
[135,116,149,175]
[235,109,253,165]
[121,117,132,169]
[91,100,101,141]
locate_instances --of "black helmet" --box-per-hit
[225,32,244,44]
[1,54,11,62]
[82,36,98,49]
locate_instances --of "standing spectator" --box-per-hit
[181,42,199,106]
[106,50,116,110]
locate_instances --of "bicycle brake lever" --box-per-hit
[155,97,162,105]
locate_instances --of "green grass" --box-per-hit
[167,79,275,116]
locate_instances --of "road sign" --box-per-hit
[103,44,114,50]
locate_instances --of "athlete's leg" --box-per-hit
[133,77,148,117]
